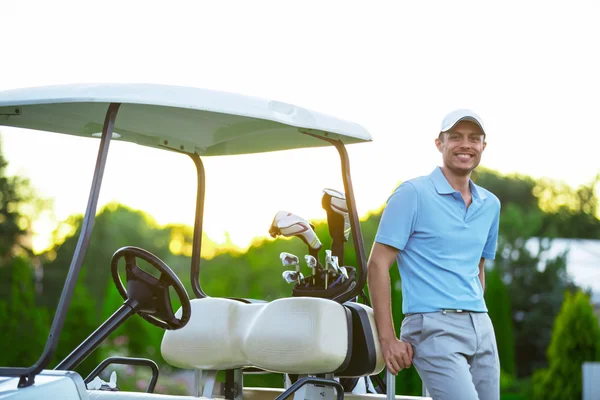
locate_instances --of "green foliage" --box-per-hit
[495,234,575,377]
[49,269,102,377]
[0,256,49,367]
[532,291,600,400]
[472,168,538,212]
[0,140,28,261]
[39,204,174,313]
[0,141,54,370]
[0,138,51,266]
[485,267,516,376]
[499,372,533,400]
[474,167,600,239]
[534,175,600,238]
[474,169,589,378]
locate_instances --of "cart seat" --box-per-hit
[88,392,208,400]
[161,297,384,376]
[161,297,352,374]
[335,302,385,377]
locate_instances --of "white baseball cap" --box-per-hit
[440,109,486,135]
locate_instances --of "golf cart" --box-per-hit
[0,84,429,400]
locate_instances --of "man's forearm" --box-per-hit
[368,262,397,343]
[479,266,485,292]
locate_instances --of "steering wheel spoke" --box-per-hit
[111,246,191,330]
[158,272,172,286]
[124,253,137,267]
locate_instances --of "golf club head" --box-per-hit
[322,188,351,241]
[282,270,303,284]
[339,266,349,280]
[280,252,299,267]
[305,254,318,286]
[269,211,322,250]
[304,254,317,269]
[332,255,341,273]
[325,249,339,273]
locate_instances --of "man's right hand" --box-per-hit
[381,338,414,375]
[367,242,412,375]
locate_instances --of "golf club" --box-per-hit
[330,254,347,282]
[269,211,323,271]
[282,270,304,284]
[304,254,317,286]
[321,188,350,266]
[280,252,300,283]
[325,249,340,274]
[338,265,349,281]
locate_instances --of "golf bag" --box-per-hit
[291,266,356,299]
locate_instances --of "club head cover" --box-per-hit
[321,189,350,241]
[269,211,322,250]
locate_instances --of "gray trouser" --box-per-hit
[400,311,500,400]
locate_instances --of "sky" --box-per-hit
[1,1,600,255]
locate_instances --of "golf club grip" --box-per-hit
[309,247,323,270]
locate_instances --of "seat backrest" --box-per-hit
[161,297,351,374]
[336,302,385,377]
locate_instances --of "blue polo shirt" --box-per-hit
[375,167,500,314]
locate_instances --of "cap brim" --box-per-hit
[441,116,485,135]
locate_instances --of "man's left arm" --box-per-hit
[481,198,501,293]
[478,257,486,292]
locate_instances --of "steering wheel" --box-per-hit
[111,246,191,330]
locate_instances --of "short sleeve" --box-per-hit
[482,198,501,260]
[375,182,418,251]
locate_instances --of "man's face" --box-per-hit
[435,120,486,175]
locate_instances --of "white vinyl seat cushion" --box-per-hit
[161,297,349,374]
[88,391,208,400]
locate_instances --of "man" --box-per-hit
[367,109,501,400]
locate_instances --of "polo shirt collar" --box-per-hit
[430,167,488,200]
[430,167,454,194]
[470,180,488,200]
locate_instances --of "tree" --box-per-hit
[0,139,29,262]
[474,169,586,377]
[39,203,222,313]
[532,291,600,400]
[484,267,516,376]
[494,226,576,377]
[0,138,47,303]
[49,268,103,377]
[0,139,52,369]
[534,174,600,238]
[0,256,49,367]
[472,168,539,213]
[473,167,600,239]
[39,204,173,313]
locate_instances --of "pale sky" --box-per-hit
[1,1,600,253]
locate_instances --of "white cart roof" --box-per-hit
[0,83,372,156]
